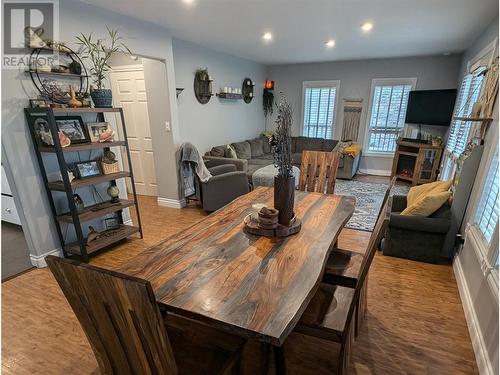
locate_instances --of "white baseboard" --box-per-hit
[358,168,391,176]
[157,197,186,208]
[453,257,494,375]
[30,248,62,268]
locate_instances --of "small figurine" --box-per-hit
[107,185,120,203]
[72,194,84,213]
[68,85,82,108]
[87,226,100,244]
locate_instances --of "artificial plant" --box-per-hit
[271,95,293,179]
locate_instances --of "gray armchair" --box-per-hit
[197,164,250,212]
[383,195,452,263]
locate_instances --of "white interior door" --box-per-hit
[110,67,157,196]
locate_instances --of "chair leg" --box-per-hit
[273,345,287,375]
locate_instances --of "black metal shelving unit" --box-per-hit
[24,107,143,262]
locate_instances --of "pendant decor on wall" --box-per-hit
[341,98,363,142]
[242,77,255,104]
[194,68,213,104]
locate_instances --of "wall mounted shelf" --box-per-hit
[216,93,243,100]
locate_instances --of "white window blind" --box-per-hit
[302,82,338,139]
[365,79,415,153]
[475,146,499,244]
[446,71,485,158]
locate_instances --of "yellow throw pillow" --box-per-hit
[401,191,451,216]
[406,180,452,206]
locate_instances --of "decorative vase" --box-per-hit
[68,85,82,108]
[274,175,295,226]
[72,194,85,213]
[69,60,82,75]
[107,185,120,203]
[90,88,113,108]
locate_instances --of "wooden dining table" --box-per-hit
[120,187,355,374]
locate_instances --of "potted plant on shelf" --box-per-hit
[76,27,131,108]
[271,95,295,226]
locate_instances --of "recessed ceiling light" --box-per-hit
[263,32,273,41]
[325,40,335,48]
[361,22,374,32]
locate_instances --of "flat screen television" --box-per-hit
[405,89,457,126]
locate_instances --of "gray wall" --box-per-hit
[455,15,498,375]
[172,38,267,153]
[267,55,462,174]
[1,0,181,259]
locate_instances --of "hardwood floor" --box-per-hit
[2,178,478,374]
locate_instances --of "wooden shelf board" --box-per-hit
[39,141,126,153]
[397,140,442,149]
[453,116,493,122]
[57,199,135,224]
[48,171,130,191]
[395,174,413,181]
[397,151,418,157]
[65,225,140,255]
[51,107,121,113]
[26,70,88,78]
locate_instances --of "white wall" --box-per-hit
[453,16,499,375]
[266,55,462,174]
[172,38,266,153]
[1,0,181,260]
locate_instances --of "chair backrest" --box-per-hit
[344,179,394,330]
[46,256,177,375]
[299,151,340,194]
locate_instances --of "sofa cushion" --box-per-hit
[249,138,265,157]
[248,158,271,166]
[231,141,251,159]
[262,136,272,154]
[295,136,324,152]
[225,144,237,159]
[256,154,274,160]
[323,139,336,151]
[210,145,226,157]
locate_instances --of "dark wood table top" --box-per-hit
[121,187,355,345]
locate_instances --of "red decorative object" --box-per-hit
[265,80,274,90]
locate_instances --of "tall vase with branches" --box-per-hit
[272,95,295,226]
[76,27,131,107]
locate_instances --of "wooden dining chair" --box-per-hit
[292,195,391,374]
[46,256,245,375]
[322,177,395,335]
[298,150,340,194]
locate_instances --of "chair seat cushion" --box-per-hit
[165,314,244,375]
[298,284,355,340]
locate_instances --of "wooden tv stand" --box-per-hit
[390,139,443,186]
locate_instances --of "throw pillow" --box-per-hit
[210,145,226,157]
[249,138,264,157]
[262,136,272,154]
[333,141,353,154]
[406,180,452,207]
[231,141,252,159]
[401,191,452,216]
[225,144,237,159]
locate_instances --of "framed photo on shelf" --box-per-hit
[87,122,111,142]
[74,160,101,179]
[105,217,121,231]
[29,99,49,108]
[55,116,90,144]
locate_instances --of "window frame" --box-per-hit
[362,77,417,157]
[300,80,340,139]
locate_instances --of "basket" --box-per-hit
[101,160,119,175]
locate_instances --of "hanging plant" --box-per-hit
[263,89,274,118]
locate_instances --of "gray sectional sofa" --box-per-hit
[203,136,361,180]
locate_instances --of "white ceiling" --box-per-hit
[81,0,498,65]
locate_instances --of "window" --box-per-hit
[474,146,499,244]
[364,78,416,154]
[301,81,339,139]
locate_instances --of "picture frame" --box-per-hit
[29,99,50,108]
[74,160,101,179]
[55,116,91,144]
[87,122,111,143]
[105,217,121,231]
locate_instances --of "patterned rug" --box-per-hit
[335,180,409,231]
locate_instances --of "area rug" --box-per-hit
[335,180,409,231]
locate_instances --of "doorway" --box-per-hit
[109,57,158,197]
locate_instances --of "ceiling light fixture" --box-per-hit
[361,22,374,32]
[263,32,273,41]
[325,40,335,48]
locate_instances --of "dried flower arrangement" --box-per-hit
[271,95,294,178]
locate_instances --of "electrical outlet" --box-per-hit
[165,121,171,131]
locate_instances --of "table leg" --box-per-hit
[260,342,270,374]
[273,345,287,375]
